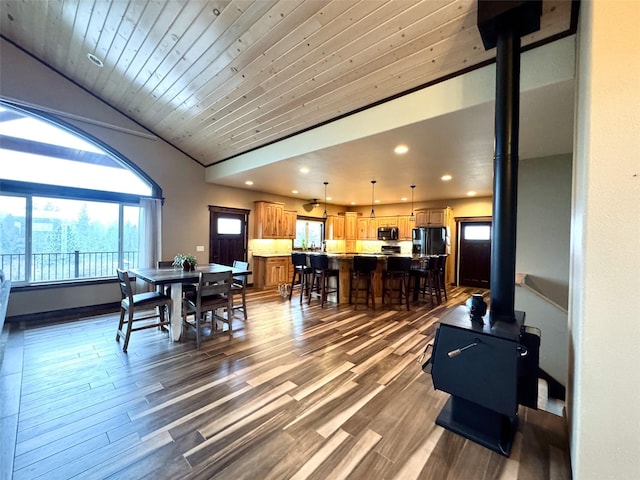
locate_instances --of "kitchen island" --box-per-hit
[253,252,424,305]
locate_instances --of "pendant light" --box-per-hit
[410,184,416,221]
[323,181,328,219]
[370,180,376,218]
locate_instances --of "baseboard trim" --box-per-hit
[6,302,120,325]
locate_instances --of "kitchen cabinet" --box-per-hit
[253,255,290,289]
[326,215,345,240]
[357,217,378,240]
[254,201,284,239]
[415,207,451,227]
[377,216,398,227]
[344,212,358,240]
[397,215,412,240]
[283,209,297,239]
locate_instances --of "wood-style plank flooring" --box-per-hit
[0,286,571,479]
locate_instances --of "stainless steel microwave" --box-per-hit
[377,227,399,240]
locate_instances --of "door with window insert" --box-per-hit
[209,206,249,267]
[457,220,492,288]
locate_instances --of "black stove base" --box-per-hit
[435,396,519,456]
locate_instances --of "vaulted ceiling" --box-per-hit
[0,0,577,205]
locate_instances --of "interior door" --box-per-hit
[458,221,492,288]
[209,206,249,266]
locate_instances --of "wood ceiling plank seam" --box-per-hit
[189,0,413,139]
[109,0,215,107]
[117,0,240,117]
[64,0,97,79]
[5,1,38,57]
[98,0,186,101]
[42,0,65,62]
[137,0,273,122]
[196,0,468,143]
[166,0,377,131]
[150,0,306,126]
[89,0,142,93]
[54,0,84,69]
[70,0,118,87]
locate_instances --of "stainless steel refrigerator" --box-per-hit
[412,227,448,255]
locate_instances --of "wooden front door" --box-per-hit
[458,220,492,288]
[209,206,249,267]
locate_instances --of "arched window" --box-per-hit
[0,101,162,284]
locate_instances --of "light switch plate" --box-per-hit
[196,245,204,252]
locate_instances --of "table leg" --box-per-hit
[170,281,183,341]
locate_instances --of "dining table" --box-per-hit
[129,263,252,341]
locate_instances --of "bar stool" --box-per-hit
[410,256,440,307]
[289,252,312,304]
[307,254,339,308]
[436,254,448,302]
[382,256,412,310]
[349,255,378,310]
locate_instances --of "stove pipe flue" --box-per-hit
[477,0,542,323]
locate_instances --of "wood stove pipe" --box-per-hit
[477,0,542,323]
[490,26,520,323]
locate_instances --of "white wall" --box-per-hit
[570,1,640,478]
[515,154,572,387]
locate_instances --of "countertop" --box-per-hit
[252,252,428,259]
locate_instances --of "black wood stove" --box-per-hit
[426,0,543,456]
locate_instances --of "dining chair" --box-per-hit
[115,268,173,353]
[230,260,249,320]
[182,270,233,348]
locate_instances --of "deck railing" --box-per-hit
[0,251,139,282]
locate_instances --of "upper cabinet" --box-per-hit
[377,216,398,227]
[282,209,297,239]
[254,201,285,239]
[357,217,378,240]
[344,212,358,240]
[397,215,412,240]
[326,215,345,240]
[415,207,451,227]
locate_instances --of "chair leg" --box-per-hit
[370,275,375,311]
[116,308,125,342]
[288,269,297,301]
[122,309,134,353]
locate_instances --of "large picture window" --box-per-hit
[0,101,160,284]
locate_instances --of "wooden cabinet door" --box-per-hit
[345,212,357,240]
[428,208,446,227]
[266,257,288,285]
[367,217,378,239]
[415,209,429,227]
[282,210,297,239]
[357,218,368,239]
[327,215,344,240]
[398,215,411,240]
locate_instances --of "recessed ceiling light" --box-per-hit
[326,196,332,201]
[401,197,408,201]
[87,53,104,68]
[245,180,253,186]
[350,201,356,205]
[441,174,452,181]
[374,199,380,204]
[394,145,409,154]
[299,167,309,174]
[467,191,477,196]
[291,189,298,194]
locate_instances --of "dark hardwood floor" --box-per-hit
[0,286,571,479]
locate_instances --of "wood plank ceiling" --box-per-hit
[0,0,574,171]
